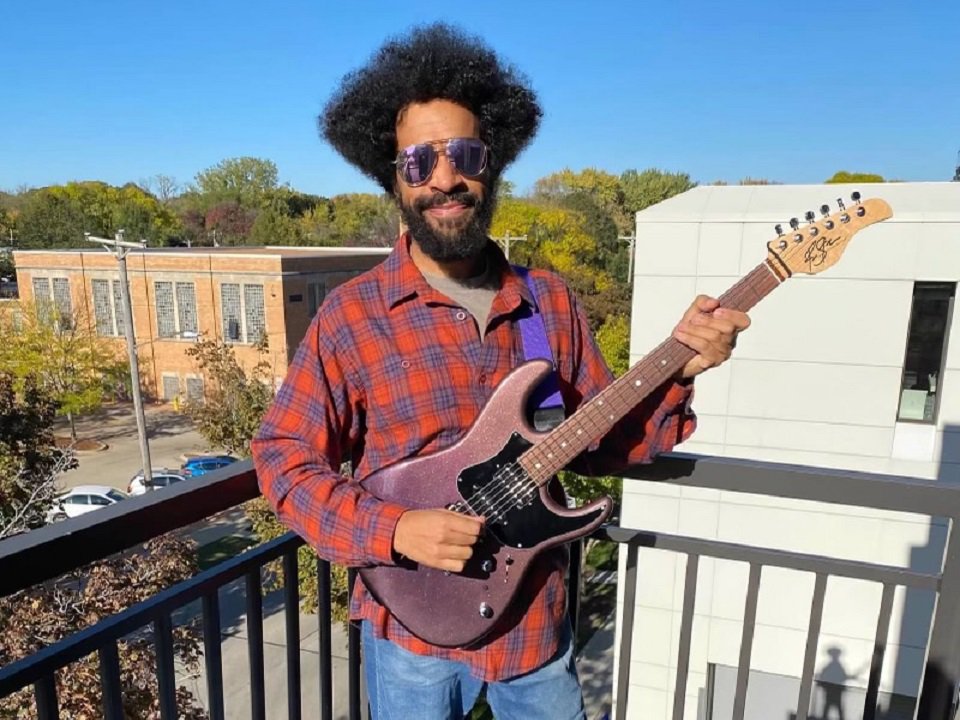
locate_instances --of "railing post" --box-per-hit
[919,519,960,719]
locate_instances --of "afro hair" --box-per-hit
[320,23,542,192]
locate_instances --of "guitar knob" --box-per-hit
[478,603,494,619]
[481,559,495,573]
[820,204,830,217]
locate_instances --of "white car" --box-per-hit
[127,469,188,496]
[47,485,129,523]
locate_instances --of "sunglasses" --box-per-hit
[394,137,489,187]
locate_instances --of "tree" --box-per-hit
[533,168,629,231]
[0,373,77,536]
[16,182,182,248]
[0,302,124,441]
[300,194,398,247]
[248,202,305,246]
[204,201,259,246]
[825,171,886,184]
[619,168,696,216]
[183,335,276,458]
[194,157,279,208]
[0,536,207,719]
[183,336,351,618]
[140,174,181,204]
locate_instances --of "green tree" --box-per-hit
[619,168,696,216]
[825,171,886,184]
[16,182,182,248]
[300,193,398,246]
[533,168,629,231]
[248,203,305,246]
[0,373,76,535]
[194,157,280,208]
[184,336,351,618]
[0,302,124,441]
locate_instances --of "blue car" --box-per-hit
[180,455,237,477]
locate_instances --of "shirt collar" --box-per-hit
[383,233,535,314]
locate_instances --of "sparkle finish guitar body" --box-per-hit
[358,360,612,647]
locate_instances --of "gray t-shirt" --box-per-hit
[421,261,500,340]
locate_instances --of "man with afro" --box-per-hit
[253,23,749,720]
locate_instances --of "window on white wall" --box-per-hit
[897,282,955,423]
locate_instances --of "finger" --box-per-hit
[438,543,474,561]
[694,295,720,313]
[714,308,751,331]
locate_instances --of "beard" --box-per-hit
[399,189,496,263]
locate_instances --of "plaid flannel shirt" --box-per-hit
[252,235,695,681]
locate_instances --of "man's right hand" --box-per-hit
[392,509,485,572]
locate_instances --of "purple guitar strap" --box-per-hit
[513,265,566,431]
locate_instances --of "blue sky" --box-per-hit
[4,1,958,197]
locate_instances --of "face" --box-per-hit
[394,99,494,264]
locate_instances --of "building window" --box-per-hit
[185,376,205,403]
[161,374,181,401]
[92,279,128,337]
[308,281,327,317]
[897,282,955,423]
[32,276,72,326]
[154,281,198,339]
[221,282,266,343]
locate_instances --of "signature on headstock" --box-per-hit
[766,192,893,278]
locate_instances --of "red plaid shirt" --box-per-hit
[252,235,695,681]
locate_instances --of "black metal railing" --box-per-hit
[2,455,960,720]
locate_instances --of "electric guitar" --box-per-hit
[359,194,893,647]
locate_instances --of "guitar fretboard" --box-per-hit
[519,261,782,484]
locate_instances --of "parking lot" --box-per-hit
[56,403,215,491]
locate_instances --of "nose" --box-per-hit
[428,151,463,193]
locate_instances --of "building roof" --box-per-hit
[635,182,960,224]
[12,245,392,258]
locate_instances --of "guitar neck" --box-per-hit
[520,261,784,484]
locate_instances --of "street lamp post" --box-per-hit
[84,230,152,487]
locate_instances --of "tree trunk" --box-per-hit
[68,412,77,442]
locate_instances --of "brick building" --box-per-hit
[12,246,390,401]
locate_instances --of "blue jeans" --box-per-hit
[361,620,586,720]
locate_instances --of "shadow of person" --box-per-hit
[818,646,871,720]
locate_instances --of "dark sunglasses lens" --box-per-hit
[401,144,437,185]
[448,139,487,176]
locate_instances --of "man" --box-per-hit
[252,23,749,720]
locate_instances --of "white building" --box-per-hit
[619,182,960,719]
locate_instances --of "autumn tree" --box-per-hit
[300,193,398,247]
[619,168,696,215]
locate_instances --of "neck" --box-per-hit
[409,238,487,280]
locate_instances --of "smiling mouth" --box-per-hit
[425,203,470,217]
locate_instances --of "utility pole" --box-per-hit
[618,233,636,284]
[84,230,152,487]
[492,233,527,261]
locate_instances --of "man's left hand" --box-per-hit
[672,295,751,380]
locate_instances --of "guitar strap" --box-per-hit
[513,265,566,432]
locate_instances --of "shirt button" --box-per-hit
[478,373,487,384]
[401,360,411,369]
[455,311,467,321]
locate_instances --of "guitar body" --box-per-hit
[358,360,613,647]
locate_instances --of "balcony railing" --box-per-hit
[1,455,960,720]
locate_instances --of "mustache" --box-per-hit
[412,191,480,213]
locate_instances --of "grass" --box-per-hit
[197,533,258,570]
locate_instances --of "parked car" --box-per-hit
[180,455,237,477]
[47,485,129,523]
[127,469,188,496]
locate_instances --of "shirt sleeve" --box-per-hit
[251,312,407,567]
[559,287,697,477]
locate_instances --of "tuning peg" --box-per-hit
[805,211,816,223]
[789,217,800,231]
[774,224,784,237]
[851,191,861,204]
[837,198,846,211]
[820,204,830,217]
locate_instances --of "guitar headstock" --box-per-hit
[767,193,893,276]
